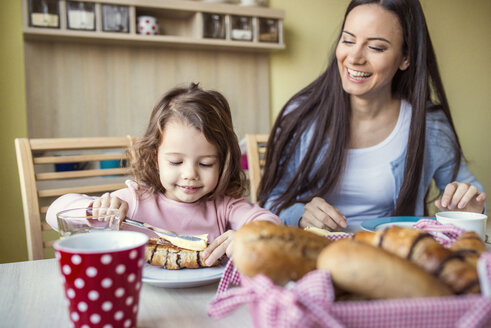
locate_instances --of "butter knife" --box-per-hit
[123,218,203,242]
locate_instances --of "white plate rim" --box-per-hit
[142,263,226,288]
[360,216,432,231]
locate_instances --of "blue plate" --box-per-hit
[360,216,435,231]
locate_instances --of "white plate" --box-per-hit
[360,216,432,231]
[142,263,226,288]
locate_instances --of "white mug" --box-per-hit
[137,16,159,35]
[436,211,487,240]
[240,0,268,6]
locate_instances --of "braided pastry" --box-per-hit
[353,226,480,294]
[450,231,487,268]
[145,238,221,269]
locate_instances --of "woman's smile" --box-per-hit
[346,68,372,82]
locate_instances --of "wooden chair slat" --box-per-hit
[245,134,269,204]
[29,137,132,151]
[34,153,126,164]
[36,168,130,181]
[38,183,127,198]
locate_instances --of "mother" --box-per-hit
[259,0,486,231]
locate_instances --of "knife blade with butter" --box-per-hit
[304,226,347,237]
[123,218,208,251]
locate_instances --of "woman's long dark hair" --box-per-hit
[258,0,462,216]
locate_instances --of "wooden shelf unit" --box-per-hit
[22,0,285,51]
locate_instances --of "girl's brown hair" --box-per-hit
[129,83,245,199]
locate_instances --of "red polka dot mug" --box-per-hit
[137,16,159,35]
[54,231,148,328]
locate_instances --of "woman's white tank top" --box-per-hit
[326,100,412,230]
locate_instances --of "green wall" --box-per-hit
[0,1,28,263]
[269,0,491,210]
[1,0,489,263]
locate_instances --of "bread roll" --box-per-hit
[233,221,332,285]
[317,239,452,299]
[353,226,480,294]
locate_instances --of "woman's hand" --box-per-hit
[202,230,234,266]
[299,197,347,231]
[91,194,129,226]
[434,182,487,213]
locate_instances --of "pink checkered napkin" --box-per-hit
[478,252,491,297]
[210,264,491,328]
[209,269,342,328]
[209,241,491,327]
[325,233,352,241]
[332,294,487,328]
[412,218,466,247]
[216,258,241,295]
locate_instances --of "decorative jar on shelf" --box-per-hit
[28,0,60,28]
[259,18,278,42]
[102,4,129,33]
[137,16,160,35]
[231,16,253,41]
[240,0,269,6]
[203,13,226,39]
[66,1,96,31]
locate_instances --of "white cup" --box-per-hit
[239,0,268,5]
[436,211,487,240]
[137,16,159,35]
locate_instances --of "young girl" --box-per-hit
[46,83,280,266]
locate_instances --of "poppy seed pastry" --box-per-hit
[353,226,481,294]
[145,238,221,270]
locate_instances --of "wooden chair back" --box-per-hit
[245,134,269,203]
[15,136,136,260]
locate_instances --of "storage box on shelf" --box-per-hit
[22,0,285,51]
[28,0,60,28]
[66,1,96,31]
[101,4,129,33]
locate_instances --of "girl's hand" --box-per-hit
[202,230,234,266]
[299,197,347,231]
[434,182,487,214]
[91,194,129,226]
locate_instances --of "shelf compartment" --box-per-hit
[28,0,61,28]
[230,15,253,41]
[135,7,199,37]
[202,13,226,40]
[101,4,130,33]
[66,1,96,31]
[258,17,279,43]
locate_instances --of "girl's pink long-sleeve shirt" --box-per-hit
[46,180,281,241]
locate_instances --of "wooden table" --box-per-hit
[0,259,252,327]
